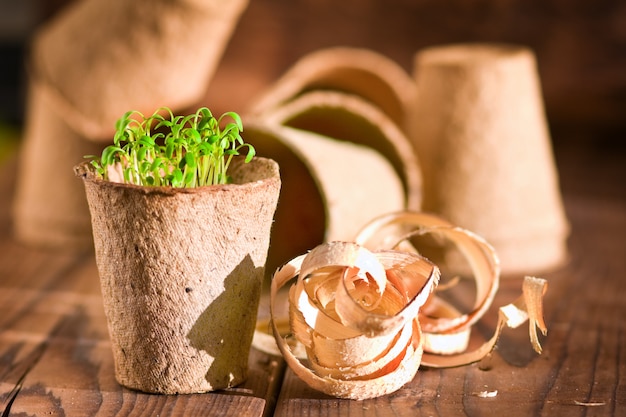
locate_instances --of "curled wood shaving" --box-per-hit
[355,211,548,367]
[257,211,549,399]
[420,275,547,368]
[574,401,606,407]
[269,242,439,400]
[473,390,498,398]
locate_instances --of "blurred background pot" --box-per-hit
[409,43,569,275]
[13,0,249,248]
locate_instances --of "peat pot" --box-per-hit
[75,156,281,394]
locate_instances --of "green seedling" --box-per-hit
[86,107,255,187]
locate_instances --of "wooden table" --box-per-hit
[0,133,624,416]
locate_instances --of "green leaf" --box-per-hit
[155,118,173,130]
[137,147,148,161]
[185,152,197,169]
[185,128,201,144]
[101,146,122,166]
[220,137,231,150]
[244,145,256,162]
[218,111,243,132]
[221,123,241,139]
[139,135,155,146]
[171,168,183,186]
[198,107,213,121]
[183,169,196,186]
[197,142,213,155]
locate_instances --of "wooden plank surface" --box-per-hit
[0,159,284,417]
[1,135,625,417]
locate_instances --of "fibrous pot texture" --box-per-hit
[76,156,280,394]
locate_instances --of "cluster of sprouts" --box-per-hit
[88,107,254,187]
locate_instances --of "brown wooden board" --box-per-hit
[1,132,625,416]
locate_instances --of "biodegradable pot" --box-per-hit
[31,0,249,138]
[248,47,416,132]
[13,82,105,248]
[75,156,280,394]
[259,90,422,210]
[409,43,569,275]
[244,122,406,280]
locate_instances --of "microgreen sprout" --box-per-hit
[86,107,255,187]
